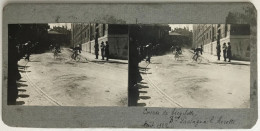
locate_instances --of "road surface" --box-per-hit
[137,49,250,108]
[16,48,128,106]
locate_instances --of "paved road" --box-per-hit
[16,48,128,106]
[137,49,250,108]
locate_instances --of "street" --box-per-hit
[16,48,128,106]
[137,49,250,108]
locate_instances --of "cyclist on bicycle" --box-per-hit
[175,45,182,55]
[72,45,81,60]
[193,47,201,61]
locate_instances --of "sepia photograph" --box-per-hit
[8,23,128,106]
[2,2,258,129]
[128,24,251,108]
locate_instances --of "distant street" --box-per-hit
[16,48,128,106]
[137,49,250,108]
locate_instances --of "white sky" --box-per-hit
[48,23,192,31]
[169,24,193,31]
[49,23,71,29]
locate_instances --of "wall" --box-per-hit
[230,36,250,60]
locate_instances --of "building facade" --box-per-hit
[71,23,128,59]
[193,24,250,60]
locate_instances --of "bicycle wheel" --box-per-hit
[54,52,58,59]
[191,54,196,62]
[75,55,81,61]
[197,57,202,63]
[174,54,179,60]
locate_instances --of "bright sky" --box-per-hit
[169,24,193,31]
[49,23,71,29]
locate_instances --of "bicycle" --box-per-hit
[53,49,59,59]
[174,51,180,60]
[71,51,81,61]
[191,52,202,63]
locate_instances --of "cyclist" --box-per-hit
[176,45,182,55]
[192,47,201,61]
[53,44,60,58]
[72,45,81,60]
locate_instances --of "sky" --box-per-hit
[169,24,193,31]
[48,23,192,32]
[49,23,71,29]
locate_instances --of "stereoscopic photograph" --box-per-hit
[3,2,257,129]
[128,24,251,108]
[8,23,128,106]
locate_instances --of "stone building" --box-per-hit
[48,30,70,47]
[193,24,250,60]
[71,23,128,59]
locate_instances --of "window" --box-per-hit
[103,24,106,36]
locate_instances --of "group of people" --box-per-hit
[94,41,109,61]
[216,42,232,62]
[16,41,40,61]
[171,45,183,55]
[8,38,40,105]
[137,43,160,63]
[49,44,61,53]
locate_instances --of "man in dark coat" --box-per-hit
[94,42,99,59]
[222,43,227,62]
[227,42,232,62]
[24,41,32,61]
[100,41,105,60]
[105,41,109,61]
[216,42,221,60]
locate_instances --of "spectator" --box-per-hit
[216,42,221,60]
[227,42,232,62]
[24,41,32,61]
[223,43,227,62]
[105,41,109,61]
[94,42,99,59]
[100,41,105,60]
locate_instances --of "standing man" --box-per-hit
[100,41,105,60]
[105,41,109,61]
[222,43,227,62]
[94,42,99,59]
[216,42,221,60]
[24,41,32,61]
[145,43,152,63]
[200,45,203,55]
[227,42,232,62]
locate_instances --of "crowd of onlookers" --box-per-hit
[216,42,232,62]
[8,37,40,105]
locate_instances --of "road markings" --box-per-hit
[144,63,183,108]
[23,61,62,106]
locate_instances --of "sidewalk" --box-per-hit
[67,48,128,64]
[189,50,250,65]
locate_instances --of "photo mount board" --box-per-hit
[2,2,258,128]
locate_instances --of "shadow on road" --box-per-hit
[18,70,31,73]
[212,62,250,66]
[150,62,161,64]
[17,82,28,87]
[140,71,152,75]
[137,103,146,106]
[139,91,147,93]
[18,94,30,98]
[18,89,26,92]
[29,60,41,62]
[90,60,128,65]
[16,101,25,105]
[139,96,151,100]
[138,84,149,89]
